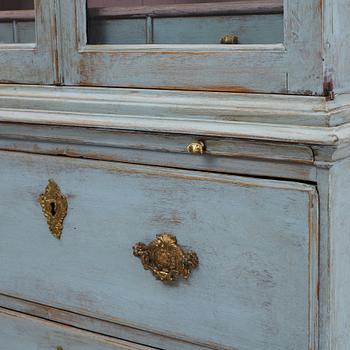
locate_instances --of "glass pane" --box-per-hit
[0,0,35,44]
[87,0,283,45]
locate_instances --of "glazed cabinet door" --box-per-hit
[0,151,319,350]
[60,0,325,94]
[0,0,59,84]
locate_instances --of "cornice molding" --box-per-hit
[0,85,350,150]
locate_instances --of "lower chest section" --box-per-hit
[0,151,318,350]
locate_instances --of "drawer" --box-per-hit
[0,308,153,350]
[0,151,318,350]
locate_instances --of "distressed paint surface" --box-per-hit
[0,151,318,350]
[1,0,350,94]
[322,0,350,95]
[0,308,154,350]
[0,84,333,127]
[0,0,59,84]
[0,294,229,350]
[59,0,328,94]
[328,158,350,350]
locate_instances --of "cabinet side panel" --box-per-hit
[322,0,350,95]
[331,1,350,94]
[329,158,350,349]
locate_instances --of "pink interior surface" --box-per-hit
[0,0,248,11]
[88,0,237,8]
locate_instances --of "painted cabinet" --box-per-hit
[0,308,152,350]
[0,151,318,350]
[1,1,350,350]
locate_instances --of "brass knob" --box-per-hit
[186,141,206,155]
[133,233,199,282]
[220,34,238,44]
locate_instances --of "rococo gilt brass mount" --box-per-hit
[39,179,68,240]
[133,233,199,282]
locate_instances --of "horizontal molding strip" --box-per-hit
[0,85,350,146]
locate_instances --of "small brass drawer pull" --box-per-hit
[133,233,199,282]
[186,141,206,155]
[220,34,238,44]
[39,179,68,240]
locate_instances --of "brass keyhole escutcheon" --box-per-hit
[39,180,68,240]
[133,233,199,283]
[186,141,206,155]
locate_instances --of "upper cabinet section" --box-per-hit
[1,0,349,97]
[86,0,284,45]
[61,0,336,95]
[0,0,60,85]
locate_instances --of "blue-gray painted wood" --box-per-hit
[2,0,350,94]
[0,84,334,127]
[0,1,59,84]
[0,151,318,350]
[60,0,327,94]
[0,294,229,350]
[0,308,154,350]
[328,158,350,350]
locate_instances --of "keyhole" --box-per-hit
[50,201,57,216]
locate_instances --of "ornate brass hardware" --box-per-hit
[56,347,64,350]
[133,233,199,282]
[186,141,206,155]
[220,34,238,44]
[39,179,68,240]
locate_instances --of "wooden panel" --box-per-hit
[0,0,59,84]
[0,308,153,350]
[0,295,214,350]
[0,84,332,127]
[0,151,318,350]
[60,0,326,94]
[324,0,350,95]
[327,158,350,349]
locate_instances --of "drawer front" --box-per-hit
[0,308,152,350]
[0,151,318,350]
